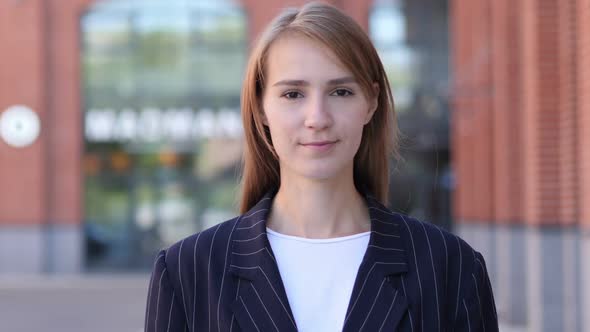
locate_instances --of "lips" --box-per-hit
[300,140,339,153]
[301,140,338,146]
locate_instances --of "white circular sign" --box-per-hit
[0,105,41,148]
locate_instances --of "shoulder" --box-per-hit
[393,213,497,314]
[392,212,484,279]
[169,216,241,258]
[155,216,242,282]
[393,213,498,327]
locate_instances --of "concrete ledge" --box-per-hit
[0,274,149,289]
[0,225,83,274]
[457,222,588,332]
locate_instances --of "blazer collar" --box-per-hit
[229,188,409,331]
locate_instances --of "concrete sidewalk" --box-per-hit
[0,275,526,332]
[0,275,150,332]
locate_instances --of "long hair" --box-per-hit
[239,2,399,213]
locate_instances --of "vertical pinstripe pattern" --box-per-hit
[463,300,472,332]
[229,278,241,332]
[437,227,449,292]
[207,224,221,332]
[399,215,425,330]
[166,292,175,332]
[177,240,187,323]
[420,221,441,331]
[191,232,201,332]
[472,274,485,332]
[218,217,240,332]
[401,275,415,332]
[144,188,498,331]
[455,236,464,321]
[153,268,166,329]
[145,254,164,330]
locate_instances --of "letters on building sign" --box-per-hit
[85,108,243,143]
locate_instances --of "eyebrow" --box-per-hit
[271,76,357,87]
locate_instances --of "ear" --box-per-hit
[364,82,379,125]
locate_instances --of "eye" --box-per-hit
[330,88,354,97]
[281,91,304,99]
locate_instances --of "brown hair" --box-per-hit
[239,1,398,213]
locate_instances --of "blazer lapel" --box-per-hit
[229,189,298,332]
[341,194,409,332]
[229,189,409,332]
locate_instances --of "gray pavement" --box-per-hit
[0,275,525,332]
[0,275,150,332]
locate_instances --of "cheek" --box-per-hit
[338,114,368,156]
[345,122,366,151]
[266,113,294,136]
[263,112,298,154]
[340,108,368,138]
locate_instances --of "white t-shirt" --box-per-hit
[266,227,370,332]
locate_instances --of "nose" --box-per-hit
[303,94,333,130]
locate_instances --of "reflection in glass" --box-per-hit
[370,0,452,230]
[81,0,246,270]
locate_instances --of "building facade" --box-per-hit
[451,0,590,330]
[1,0,586,330]
[0,0,451,272]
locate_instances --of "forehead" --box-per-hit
[264,33,352,83]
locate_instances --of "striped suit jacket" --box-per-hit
[144,188,498,331]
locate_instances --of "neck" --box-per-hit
[266,171,370,239]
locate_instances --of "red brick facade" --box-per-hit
[3,0,588,228]
[578,0,590,227]
[451,0,589,228]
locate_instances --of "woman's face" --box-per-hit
[261,34,377,182]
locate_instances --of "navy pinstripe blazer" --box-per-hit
[144,188,498,331]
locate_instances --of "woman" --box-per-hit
[144,2,498,331]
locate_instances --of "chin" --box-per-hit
[294,163,350,181]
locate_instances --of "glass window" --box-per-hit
[81,0,246,270]
[370,0,452,230]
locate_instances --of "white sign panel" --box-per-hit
[0,105,41,148]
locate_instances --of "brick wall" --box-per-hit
[452,0,588,228]
[577,0,590,227]
[0,0,47,225]
[0,0,95,227]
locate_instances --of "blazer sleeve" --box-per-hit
[144,249,188,332]
[453,251,499,331]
